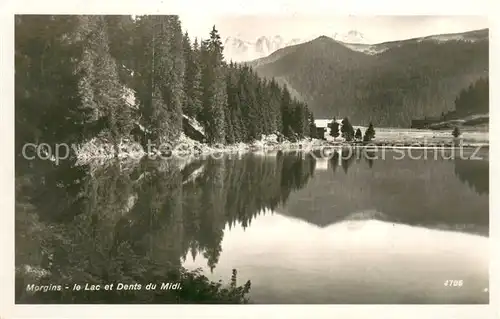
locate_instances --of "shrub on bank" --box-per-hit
[17,265,252,304]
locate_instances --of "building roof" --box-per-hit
[314,119,340,128]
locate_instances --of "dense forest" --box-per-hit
[410,76,489,128]
[249,30,489,127]
[15,15,314,158]
[452,76,489,117]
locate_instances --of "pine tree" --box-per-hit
[302,105,312,137]
[307,111,317,139]
[182,32,202,118]
[280,85,294,139]
[200,26,226,144]
[155,16,185,143]
[130,16,161,142]
[150,85,167,144]
[75,15,132,155]
[256,78,270,135]
[328,118,340,140]
[363,122,376,141]
[225,64,245,143]
[131,15,184,144]
[341,117,355,141]
[291,101,307,138]
[192,38,203,121]
[355,128,362,140]
[238,66,260,141]
[104,15,136,86]
[269,79,283,134]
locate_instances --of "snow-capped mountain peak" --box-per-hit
[223,35,300,62]
[223,30,369,62]
[224,36,250,48]
[336,30,367,44]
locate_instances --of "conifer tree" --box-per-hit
[225,64,245,143]
[280,86,293,138]
[341,117,355,141]
[75,15,132,154]
[363,122,376,141]
[155,15,185,142]
[200,26,226,144]
[192,37,203,121]
[182,32,202,118]
[355,128,362,140]
[131,15,184,144]
[104,15,136,86]
[269,79,283,134]
[247,73,264,140]
[329,118,340,140]
[307,111,317,138]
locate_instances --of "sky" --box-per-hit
[180,15,488,44]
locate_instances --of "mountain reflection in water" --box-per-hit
[15,148,489,303]
[184,215,488,304]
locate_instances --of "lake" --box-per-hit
[15,147,489,304]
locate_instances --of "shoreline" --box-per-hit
[73,133,489,166]
[74,135,330,166]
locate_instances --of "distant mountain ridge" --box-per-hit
[223,30,369,62]
[246,28,489,127]
[224,28,487,62]
[342,28,488,55]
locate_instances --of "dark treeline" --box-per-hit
[15,15,314,157]
[16,153,315,303]
[411,76,489,127]
[452,76,489,117]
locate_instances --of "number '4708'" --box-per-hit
[444,280,463,287]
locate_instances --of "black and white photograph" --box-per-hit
[9,11,491,308]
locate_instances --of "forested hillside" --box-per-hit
[15,15,314,158]
[249,29,489,127]
[452,76,489,117]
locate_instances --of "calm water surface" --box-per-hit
[16,148,489,303]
